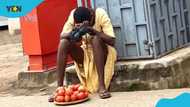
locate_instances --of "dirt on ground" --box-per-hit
[0,29,55,97]
[0,29,22,89]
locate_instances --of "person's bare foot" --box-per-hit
[48,95,54,102]
[98,90,111,99]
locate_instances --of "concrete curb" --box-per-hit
[17,46,190,92]
[17,69,57,88]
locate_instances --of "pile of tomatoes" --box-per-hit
[54,84,89,102]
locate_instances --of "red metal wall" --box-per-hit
[20,0,77,71]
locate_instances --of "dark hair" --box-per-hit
[74,7,91,23]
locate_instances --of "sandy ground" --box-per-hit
[0,29,57,97]
[0,29,29,95]
[0,29,23,90]
[0,89,190,107]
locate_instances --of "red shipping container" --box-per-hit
[20,0,77,72]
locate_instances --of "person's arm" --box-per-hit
[60,33,70,39]
[60,9,75,39]
[88,29,115,46]
[97,31,115,46]
[88,8,116,47]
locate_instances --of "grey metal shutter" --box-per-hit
[94,0,152,59]
[149,0,190,57]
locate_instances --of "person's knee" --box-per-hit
[60,39,70,45]
[92,36,103,45]
[59,39,71,48]
[58,39,71,52]
[92,36,108,55]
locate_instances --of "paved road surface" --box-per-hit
[0,88,189,107]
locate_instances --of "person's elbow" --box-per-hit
[60,33,70,40]
[109,38,115,47]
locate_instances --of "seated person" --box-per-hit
[49,6,117,101]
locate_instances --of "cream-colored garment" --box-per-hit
[61,8,117,93]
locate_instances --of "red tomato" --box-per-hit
[77,92,85,100]
[78,86,86,92]
[71,94,77,101]
[73,91,79,95]
[65,88,73,96]
[57,89,65,96]
[53,93,58,99]
[65,95,70,102]
[68,85,75,91]
[73,84,80,91]
[84,91,89,98]
[55,96,65,102]
[55,87,64,93]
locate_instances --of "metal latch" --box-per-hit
[143,40,153,51]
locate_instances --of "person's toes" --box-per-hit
[99,90,111,99]
[48,95,54,102]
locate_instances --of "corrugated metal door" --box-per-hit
[148,0,190,57]
[94,0,153,59]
